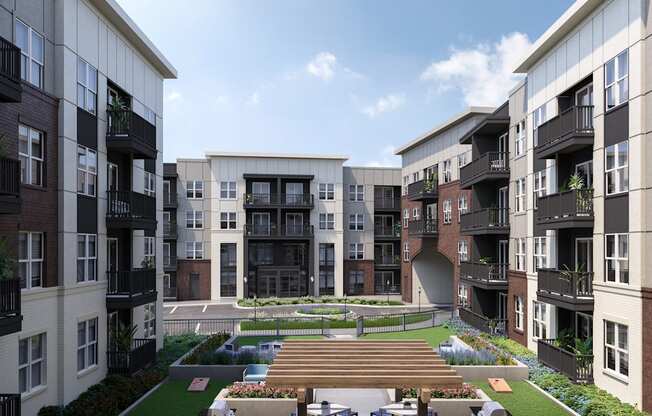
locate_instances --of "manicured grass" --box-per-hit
[472,380,568,416]
[361,326,453,347]
[235,335,323,346]
[130,379,228,416]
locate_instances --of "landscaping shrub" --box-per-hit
[237,296,403,307]
[226,382,296,399]
[298,306,345,315]
[400,384,479,399]
[182,333,230,365]
[440,348,513,366]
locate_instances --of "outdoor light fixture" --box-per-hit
[418,286,422,312]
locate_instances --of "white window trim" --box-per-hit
[187,180,204,199]
[144,172,155,197]
[515,178,526,213]
[457,240,468,265]
[348,214,364,231]
[319,213,335,230]
[605,141,628,196]
[18,125,44,187]
[515,296,524,331]
[605,50,629,111]
[458,195,468,222]
[144,302,156,338]
[443,199,452,224]
[144,236,155,267]
[77,234,97,283]
[403,209,409,228]
[533,236,547,270]
[604,320,629,379]
[77,57,97,115]
[77,317,98,373]
[77,145,97,197]
[19,231,43,290]
[187,210,204,229]
[186,241,204,260]
[220,181,237,199]
[533,170,547,210]
[349,184,364,202]
[318,183,335,200]
[16,19,44,89]
[219,212,236,230]
[515,120,526,157]
[19,333,46,395]
[403,242,409,262]
[516,238,526,272]
[443,159,452,183]
[532,301,547,340]
[348,243,364,260]
[605,233,628,284]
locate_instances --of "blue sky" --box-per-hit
[116,0,573,166]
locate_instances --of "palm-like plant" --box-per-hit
[110,324,137,352]
[108,96,129,132]
[567,174,585,191]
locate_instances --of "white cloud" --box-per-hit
[365,144,400,167]
[420,32,531,106]
[246,92,260,106]
[306,52,337,81]
[165,91,182,102]
[215,95,229,105]
[362,94,406,118]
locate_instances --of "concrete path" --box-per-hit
[314,388,392,415]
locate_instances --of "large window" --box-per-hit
[348,271,364,295]
[15,20,44,88]
[18,232,43,289]
[604,320,628,377]
[533,236,547,270]
[533,170,547,210]
[220,243,237,297]
[77,58,97,114]
[144,303,156,338]
[458,194,468,222]
[532,301,547,340]
[348,243,363,260]
[443,199,452,224]
[349,184,364,202]
[319,213,334,230]
[348,214,364,231]
[144,237,155,268]
[77,318,98,372]
[403,242,409,262]
[187,210,204,229]
[457,240,468,264]
[514,296,524,331]
[187,181,204,199]
[19,333,46,394]
[186,241,203,259]
[144,172,155,197]
[457,283,468,307]
[77,234,97,282]
[77,145,97,197]
[605,141,628,195]
[402,175,408,196]
[515,238,526,271]
[533,105,546,146]
[515,120,526,157]
[515,178,526,213]
[605,50,629,110]
[18,125,44,187]
[443,159,452,183]
[319,183,334,200]
[605,233,628,284]
[457,152,469,172]
[403,209,409,228]
[220,181,236,199]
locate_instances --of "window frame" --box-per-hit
[605,233,628,284]
[533,170,547,210]
[516,238,526,272]
[144,171,155,197]
[348,243,364,260]
[403,209,409,228]
[77,317,98,373]
[144,236,155,267]
[319,213,335,230]
[144,302,156,338]
[15,19,44,89]
[515,296,524,331]
[457,283,468,307]
[349,184,364,202]
[187,210,204,229]
[18,231,43,290]
[533,236,547,270]
[605,50,629,111]
[318,183,335,200]
[185,241,204,259]
[515,119,526,157]
[220,181,237,199]
[443,159,452,183]
[532,301,547,340]
[19,333,46,395]
[515,178,526,213]
[457,240,468,265]
[605,141,629,196]
[458,194,468,222]
[77,145,97,197]
[604,320,628,378]
[18,124,44,187]
[443,199,452,224]
[187,180,204,199]
[348,213,364,231]
[77,57,97,115]
[403,242,410,262]
[77,234,97,283]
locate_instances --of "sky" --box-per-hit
[115,0,574,167]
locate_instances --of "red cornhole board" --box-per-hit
[187,378,210,392]
[488,378,512,393]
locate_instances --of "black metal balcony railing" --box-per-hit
[0,36,20,83]
[163,222,177,238]
[163,255,177,270]
[538,338,593,383]
[460,152,509,187]
[163,192,177,208]
[0,278,20,320]
[374,224,400,238]
[0,157,20,197]
[107,338,156,375]
[460,208,509,232]
[536,105,594,153]
[538,269,593,299]
[107,269,156,298]
[407,177,438,200]
[107,190,156,221]
[163,286,177,300]
[244,223,314,237]
[107,109,156,153]
[458,307,507,336]
[374,255,400,266]
[374,197,401,210]
[537,189,593,224]
[0,394,20,416]
[460,261,508,283]
[243,193,314,207]
[408,218,438,236]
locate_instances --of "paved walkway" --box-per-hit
[314,388,392,415]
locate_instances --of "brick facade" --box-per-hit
[343,259,374,295]
[507,270,528,346]
[177,259,211,300]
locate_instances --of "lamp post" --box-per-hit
[254,294,258,322]
[310,275,315,298]
[386,279,391,304]
[243,276,248,299]
[418,286,422,312]
[344,293,348,321]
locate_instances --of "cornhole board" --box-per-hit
[187,378,210,392]
[488,378,512,393]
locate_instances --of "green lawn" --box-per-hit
[472,380,569,416]
[361,326,453,347]
[235,335,323,346]
[130,379,228,416]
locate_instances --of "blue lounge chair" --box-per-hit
[242,364,268,383]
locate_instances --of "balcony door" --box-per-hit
[576,238,593,273]
[285,182,303,204]
[107,238,118,272]
[497,133,508,168]
[575,161,593,189]
[252,212,270,235]
[163,242,170,267]
[576,84,593,106]
[286,213,303,236]
[498,240,508,280]
[108,162,118,191]
[498,187,508,224]
[498,292,507,321]
[576,312,593,340]
[426,203,437,221]
[576,84,593,131]
[163,180,171,204]
[252,182,270,204]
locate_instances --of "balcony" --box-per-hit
[243,193,314,209]
[106,269,157,309]
[0,278,21,337]
[407,219,438,238]
[0,36,21,103]
[537,269,593,311]
[163,192,177,209]
[407,179,437,201]
[460,208,509,235]
[0,394,20,416]
[164,255,177,272]
[374,224,401,240]
[460,261,508,290]
[163,222,177,239]
[244,223,314,239]
[374,255,400,269]
[538,339,593,383]
[460,152,509,189]
[106,190,157,230]
[0,157,20,214]
[536,189,593,229]
[458,307,507,336]
[374,196,401,211]
[107,338,156,375]
[535,106,594,159]
[106,109,157,159]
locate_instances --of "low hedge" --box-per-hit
[182,333,230,365]
[401,384,479,399]
[240,312,433,331]
[38,334,205,416]
[226,382,296,399]
[237,296,403,307]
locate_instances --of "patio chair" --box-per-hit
[470,401,508,416]
[242,364,268,383]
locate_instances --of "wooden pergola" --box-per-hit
[266,340,463,416]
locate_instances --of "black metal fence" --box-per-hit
[243,193,314,207]
[460,152,509,186]
[107,190,156,220]
[407,178,438,199]
[537,189,594,223]
[357,309,447,336]
[538,338,593,383]
[408,218,438,235]
[460,208,509,231]
[0,35,21,83]
[244,223,314,237]
[0,394,20,416]
[536,105,594,150]
[107,269,156,297]
[0,157,20,197]
[107,109,156,149]
[0,278,20,318]
[107,338,156,375]
[458,307,507,336]
[537,269,593,299]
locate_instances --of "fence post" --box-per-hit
[432,311,436,327]
[276,318,280,336]
[402,313,406,331]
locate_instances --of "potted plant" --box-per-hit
[0,238,15,281]
[110,324,137,352]
[478,256,492,265]
[567,174,585,191]
[141,257,155,270]
[108,96,128,132]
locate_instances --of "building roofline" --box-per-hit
[394,106,495,155]
[344,165,401,170]
[89,0,177,79]
[204,151,349,161]
[513,0,602,73]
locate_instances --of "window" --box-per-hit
[77,145,97,196]
[514,297,524,331]
[319,244,335,295]
[349,243,363,260]
[533,105,546,146]
[533,170,547,210]
[144,106,156,125]
[605,50,629,110]
[348,271,364,295]
[402,176,409,196]
[144,172,155,197]
[18,125,44,186]
[18,232,43,289]
[457,240,468,264]
[412,172,419,183]
[458,284,468,307]
[77,58,97,114]
[19,333,46,394]
[443,199,452,224]
[220,181,236,199]
[605,233,628,284]
[604,321,628,377]
[515,178,525,213]
[15,20,44,88]
[605,141,628,195]
[349,184,364,201]
[403,209,409,228]
[443,159,452,183]
[534,237,547,270]
[412,207,420,220]
[457,152,469,171]
[77,234,97,282]
[144,303,156,338]
[575,161,593,189]
[220,244,237,297]
[163,242,171,267]
[77,318,98,372]
[319,213,334,230]
[218,212,236,230]
[319,183,334,200]
[348,214,364,231]
[144,237,155,268]
[403,242,409,262]
[187,210,204,229]
[458,194,468,222]
[532,301,547,340]
[187,181,204,199]
[515,120,526,157]
[186,241,203,259]
[516,238,526,271]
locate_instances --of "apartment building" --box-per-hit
[395,108,492,306]
[163,163,178,300]
[0,1,176,414]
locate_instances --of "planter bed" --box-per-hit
[239,312,433,331]
[399,386,491,416]
[237,296,404,308]
[447,336,529,381]
[210,385,297,416]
